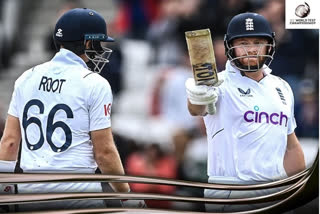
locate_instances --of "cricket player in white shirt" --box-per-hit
[185,12,306,212]
[0,8,145,211]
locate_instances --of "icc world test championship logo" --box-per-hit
[289,1,315,26]
[295,2,310,18]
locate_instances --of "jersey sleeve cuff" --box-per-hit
[7,111,19,118]
[89,124,111,132]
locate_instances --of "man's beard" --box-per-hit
[233,55,266,72]
[239,55,265,67]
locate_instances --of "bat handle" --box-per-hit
[207,103,216,115]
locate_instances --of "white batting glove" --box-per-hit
[120,199,147,208]
[185,78,222,105]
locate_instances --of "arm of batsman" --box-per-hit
[120,199,147,208]
[185,78,223,105]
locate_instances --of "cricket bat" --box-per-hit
[185,29,219,115]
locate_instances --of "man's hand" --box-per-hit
[185,78,222,105]
[120,199,147,208]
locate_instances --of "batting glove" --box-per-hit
[120,199,147,208]
[185,78,222,105]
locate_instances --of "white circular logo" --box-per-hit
[295,2,310,18]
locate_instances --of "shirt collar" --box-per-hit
[51,48,88,69]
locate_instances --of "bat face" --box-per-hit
[185,29,218,86]
[193,62,216,85]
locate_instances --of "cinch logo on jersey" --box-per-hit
[243,105,288,127]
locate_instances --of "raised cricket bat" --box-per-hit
[185,29,218,115]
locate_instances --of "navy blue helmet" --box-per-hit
[54,8,114,73]
[224,12,275,72]
[54,8,114,42]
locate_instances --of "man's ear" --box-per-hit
[84,40,91,49]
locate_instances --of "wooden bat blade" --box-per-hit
[185,29,218,86]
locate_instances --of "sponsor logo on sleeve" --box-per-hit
[276,88,287,105]
[104,103,111,116]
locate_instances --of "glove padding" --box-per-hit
[121,199,147,208]
[185,78,222,105]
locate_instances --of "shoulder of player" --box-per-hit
[82,70,111,90]
[14,65,44,88]
[214,70,227,95]
[268,74,293,92]
[217,70,228,87]
[217,70,227,80]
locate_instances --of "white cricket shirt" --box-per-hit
[204,61,296,182]
[8,48,113,172]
